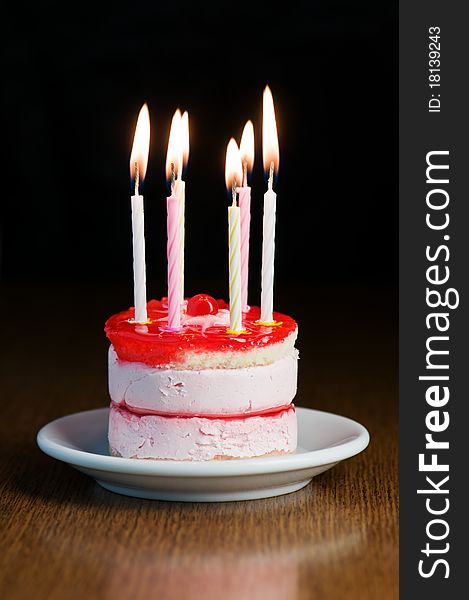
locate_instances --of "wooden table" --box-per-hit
[0,283,398,600]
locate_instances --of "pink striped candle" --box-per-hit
[165,109,188,330]
[166,192,182,330]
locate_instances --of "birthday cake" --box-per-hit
[105,294,298,460]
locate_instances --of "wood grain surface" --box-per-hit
[0,283,398,600]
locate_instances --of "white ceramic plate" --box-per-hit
[37,407,369,502]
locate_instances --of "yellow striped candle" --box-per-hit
[225,138,244,334]
[228,202,242,332]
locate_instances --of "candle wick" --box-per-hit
[134,161,139,196]
[170,162,176,194]
[232,180,237,206]
[243,162,247,187]
[268,161,274,190]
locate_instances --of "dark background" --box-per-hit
[2,0,397,312]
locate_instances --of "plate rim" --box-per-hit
[37,407,370,478]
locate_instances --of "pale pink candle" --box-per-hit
[238,121,254,312]
[237,185,251,312]
[166,192,182,330]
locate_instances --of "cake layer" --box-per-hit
[108,346,298,416]
[108,404,297,460]
[105,298,298,369]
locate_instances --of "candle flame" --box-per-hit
[225,138,243,193]
[240,120,254,172]
[130,103,150,182]
[166,109,189,181]
[262,86,279,174]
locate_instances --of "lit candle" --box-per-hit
[165,111,185,330]
[175,110,189,304]
[260,86,280,324]
[225,138,244,333]
[129,103,150,323]
[237,121,254,312]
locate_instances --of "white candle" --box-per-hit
[260,86,280,324]
[129,104,150,324]
[131,188,147,323]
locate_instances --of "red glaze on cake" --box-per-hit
[105,298,297,369]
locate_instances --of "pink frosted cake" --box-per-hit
[105,294,298,460]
